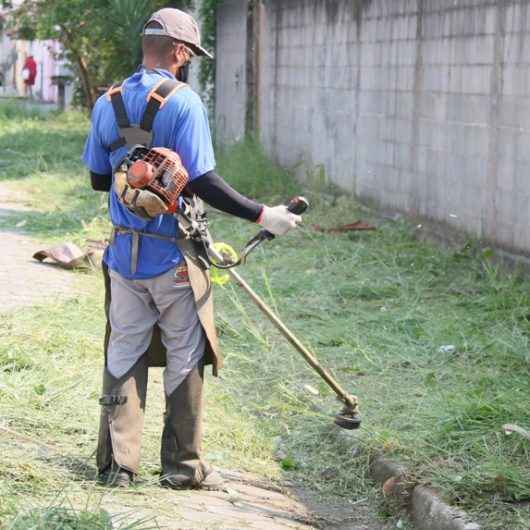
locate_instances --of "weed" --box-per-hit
[8,505,155,530]
[0,104,529,529]
[216,136,297,200]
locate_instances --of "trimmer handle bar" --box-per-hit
[240,196,309,262]
[260,196,309,241]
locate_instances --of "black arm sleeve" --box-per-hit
[90,171,112,192]
[188,171,263,222]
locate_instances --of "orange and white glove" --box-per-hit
[258,205,302,236]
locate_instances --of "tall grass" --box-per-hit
[0,103,528,529]
[8,506,154,530]
[0,100,49,121]
[216,136,297,200]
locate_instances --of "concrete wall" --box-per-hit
[215,0,248,144]
[216,0,530,255]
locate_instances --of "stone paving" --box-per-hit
[97,470,387,530]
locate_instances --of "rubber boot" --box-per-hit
[96,356,149,482]
[160,363,212,489]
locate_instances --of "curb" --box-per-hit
[370,457,481,530]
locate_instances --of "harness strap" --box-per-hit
[109,136,127,152]
[106,84,129,128]
[111,225,184,275]
[107,79,186,153]
[140,79,186,132]
[107,83,134,152]
[107,79,189,274]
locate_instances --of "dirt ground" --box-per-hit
[0,185,76,311]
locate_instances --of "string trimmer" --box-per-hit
[178,196,361,430]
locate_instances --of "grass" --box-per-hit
[8,505,155,530]
[0,104,529,529]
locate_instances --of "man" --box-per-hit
[83,8,300,489]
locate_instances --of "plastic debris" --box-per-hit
[503,423,530,442]
[303,384,319,396]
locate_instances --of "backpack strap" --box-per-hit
[106,84,129,128]
[106,84,131,152]
[141,79,186,132]
[107,79,186,153]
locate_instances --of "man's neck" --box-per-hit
[143,57,176,75]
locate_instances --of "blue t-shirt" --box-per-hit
[82,68,215,280]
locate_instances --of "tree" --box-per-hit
[198,0,218,114]
[7,0,193,108]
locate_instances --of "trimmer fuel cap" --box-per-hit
[128,159,155,188]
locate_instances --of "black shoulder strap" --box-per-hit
[106,83,130,152]
[140,79,186,132]
[107,79,186,153]
[107,83,129,128]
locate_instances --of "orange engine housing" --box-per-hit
[126,147,189,213]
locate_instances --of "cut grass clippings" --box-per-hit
[0,103,529,530]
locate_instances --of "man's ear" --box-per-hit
[175,43,188,66]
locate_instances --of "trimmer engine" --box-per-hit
[125,146,189,213]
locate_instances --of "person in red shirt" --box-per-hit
[22,55,37,98]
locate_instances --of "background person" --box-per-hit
[22,54,37,98]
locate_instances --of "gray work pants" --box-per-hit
[107,265,205,396]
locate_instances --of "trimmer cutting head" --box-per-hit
[335,405,362,430]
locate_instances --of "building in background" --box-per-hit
[0,6,72,106]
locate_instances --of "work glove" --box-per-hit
[114,170,168,219]
[258,205,302,236]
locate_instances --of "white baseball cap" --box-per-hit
[143,8,213,59]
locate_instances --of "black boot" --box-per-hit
[98,459,135,488]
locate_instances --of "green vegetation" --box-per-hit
[198,0,219,113]
[8,506,153,530]
[0,103,107,243]
[7,0,193,107]
[217,137,297,199]
[0,105,529,529]
[4,0,218,109]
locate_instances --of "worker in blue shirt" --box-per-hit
[83,8,301,489]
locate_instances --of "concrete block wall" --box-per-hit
[216,0,530,255]
[215,0,248,144]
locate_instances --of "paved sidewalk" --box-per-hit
[98,470,385,530]
[0,184,76,312]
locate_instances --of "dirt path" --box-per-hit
[0,184,76,311]
[0,182,390,530]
